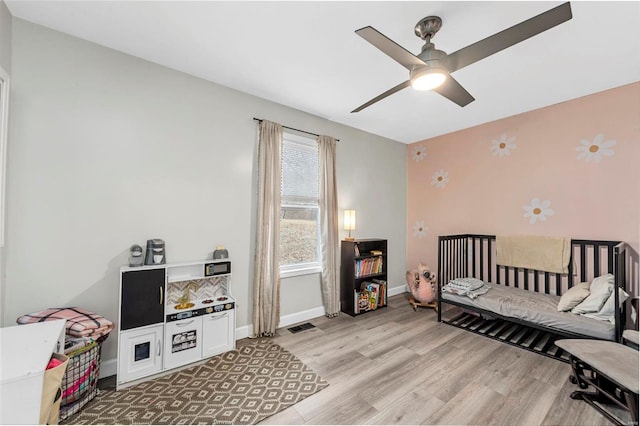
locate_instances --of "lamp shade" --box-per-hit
[344,210,356,231]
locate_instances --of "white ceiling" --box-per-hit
[6,1,640,143]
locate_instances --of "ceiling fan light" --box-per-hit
[411,69,447,91]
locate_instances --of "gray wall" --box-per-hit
[4,18,407,367]
[0,1,10,71]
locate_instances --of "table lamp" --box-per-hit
[344,209,356,241]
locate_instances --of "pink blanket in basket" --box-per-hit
[16,307,114,339]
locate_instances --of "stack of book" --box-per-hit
[354,256,383,278]
[354,279,387,314]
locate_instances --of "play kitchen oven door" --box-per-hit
[164,315,202,370]
[202,309,235,358]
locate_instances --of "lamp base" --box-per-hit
[344,237,355,241]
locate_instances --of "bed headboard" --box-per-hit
[437,234,628,340]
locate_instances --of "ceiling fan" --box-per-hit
[352,2,572,113]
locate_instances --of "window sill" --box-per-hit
[280,266,322,279]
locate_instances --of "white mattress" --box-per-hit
[442,283,616,341]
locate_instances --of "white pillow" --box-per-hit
[571,274,614,314]
[557,282,590,311]
[583,287,629,323]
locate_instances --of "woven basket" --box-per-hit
[59,341,102,421]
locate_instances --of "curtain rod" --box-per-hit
[253,117,340,142]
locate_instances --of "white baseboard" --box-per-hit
[279,306,327,328]
[100,358,117,379]
[101,286,408,379]
[388,285,408,297]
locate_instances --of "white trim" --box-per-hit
[0,66,9,247]
[279,305,326,328]
[235,323,252,340]
[100,358,117,379]
[283,130,316,147]
[234,305,326,340]
[280,265,321,279]
[388,285,408,297]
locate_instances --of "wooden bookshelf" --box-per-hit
[340,239,388,317]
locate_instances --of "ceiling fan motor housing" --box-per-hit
[416,44,448,73]
[414,16,442,40]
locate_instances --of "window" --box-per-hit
[280,132,321,275]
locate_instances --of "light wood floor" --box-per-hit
[260,293,613,425]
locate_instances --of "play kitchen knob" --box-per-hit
[206,307,213,314]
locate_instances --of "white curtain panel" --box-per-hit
[318,135,340,317]
[253,120,283,336]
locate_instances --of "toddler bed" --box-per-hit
[437,234,629,360]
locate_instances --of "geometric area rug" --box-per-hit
[62,338,328,425]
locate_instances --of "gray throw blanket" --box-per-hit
[443,277,491,299]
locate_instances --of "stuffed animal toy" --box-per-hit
[406,263,437,304]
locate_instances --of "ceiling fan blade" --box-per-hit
[356,26,426,70]
[351,80,411,113]
[446,2,572,73]
[433,75,475,107]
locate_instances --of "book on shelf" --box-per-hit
[354,244,360,257]
[355,290,371,314]
[367,282,379,310]
[360,281,380,310]
[370,250,383,256]
[353,256,384,278]
[372,279,387,307]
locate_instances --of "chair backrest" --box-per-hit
[631,297,639,331]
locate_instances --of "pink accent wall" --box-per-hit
[407,82,640,295]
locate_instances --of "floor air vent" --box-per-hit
[288,322,316,334]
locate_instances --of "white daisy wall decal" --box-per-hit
[490,133,517,157]
[523,198,555,224]
[412,144,427,162]
[413,221,428,238]
[431,170,449,188]
[576,134,616,163]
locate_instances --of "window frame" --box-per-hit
[279,131,322,278]
[0,66,9,247]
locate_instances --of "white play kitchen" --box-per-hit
[117,260,235,389]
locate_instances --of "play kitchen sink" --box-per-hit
[174,302,195,310]
[173,282,198,310]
